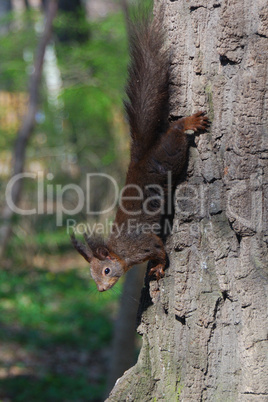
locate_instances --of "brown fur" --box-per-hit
[72,12,209,291]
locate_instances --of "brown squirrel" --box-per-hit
[71,10,208,291]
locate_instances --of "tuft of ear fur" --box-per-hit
[95,246,110,260]
[83,232,110,260]
[70,233,93,263]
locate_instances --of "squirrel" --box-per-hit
[71,10,208,292]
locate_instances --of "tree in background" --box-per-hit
[0,2,132,400]
[0,0,58,257]
[0,0,129,255]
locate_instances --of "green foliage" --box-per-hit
[55,7,90,44]
[0,6,129,242]
[0,267,119,349]
[0,264,121,401]
[0,11,38,149]
[0,7,129,401]
[52,11,128,169]
[0,9,128,171]
[0,374,104,402]
[55,12,127,91]
[0,11,37,91]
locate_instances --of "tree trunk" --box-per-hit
[106,265,146,396]
[107,0,268,400]
[24,0,30,10]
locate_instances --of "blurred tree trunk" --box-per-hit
[106,0,268,400]
[0,0,58,257]
[106,265,146,396]
[24,0,30,10]
[106,100,145,396]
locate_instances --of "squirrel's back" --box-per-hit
[124,10,170,161]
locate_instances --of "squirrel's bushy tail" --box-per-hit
[124,10,170,161]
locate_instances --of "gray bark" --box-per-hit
[107,0,268,401]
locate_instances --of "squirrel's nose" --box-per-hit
[98,285,106,292]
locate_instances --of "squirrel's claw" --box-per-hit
[184,111,210,132]
[149,264,165,280]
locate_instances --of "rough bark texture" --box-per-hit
[107,0,268,401]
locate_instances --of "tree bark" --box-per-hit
[107,0,268,400]
[0,0,58,256]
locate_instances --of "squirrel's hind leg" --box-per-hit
[148,111,209,175]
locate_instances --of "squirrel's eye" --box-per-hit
[104,268,110,275]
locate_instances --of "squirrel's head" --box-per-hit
[71,233,126,292]
[90,255,125,292]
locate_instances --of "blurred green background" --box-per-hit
[0,0,136,400]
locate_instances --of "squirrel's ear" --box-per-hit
[71,233,93,263]
[95,246,109,261]
[82,232,109,261]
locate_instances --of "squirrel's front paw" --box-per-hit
[149,264,165,280]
